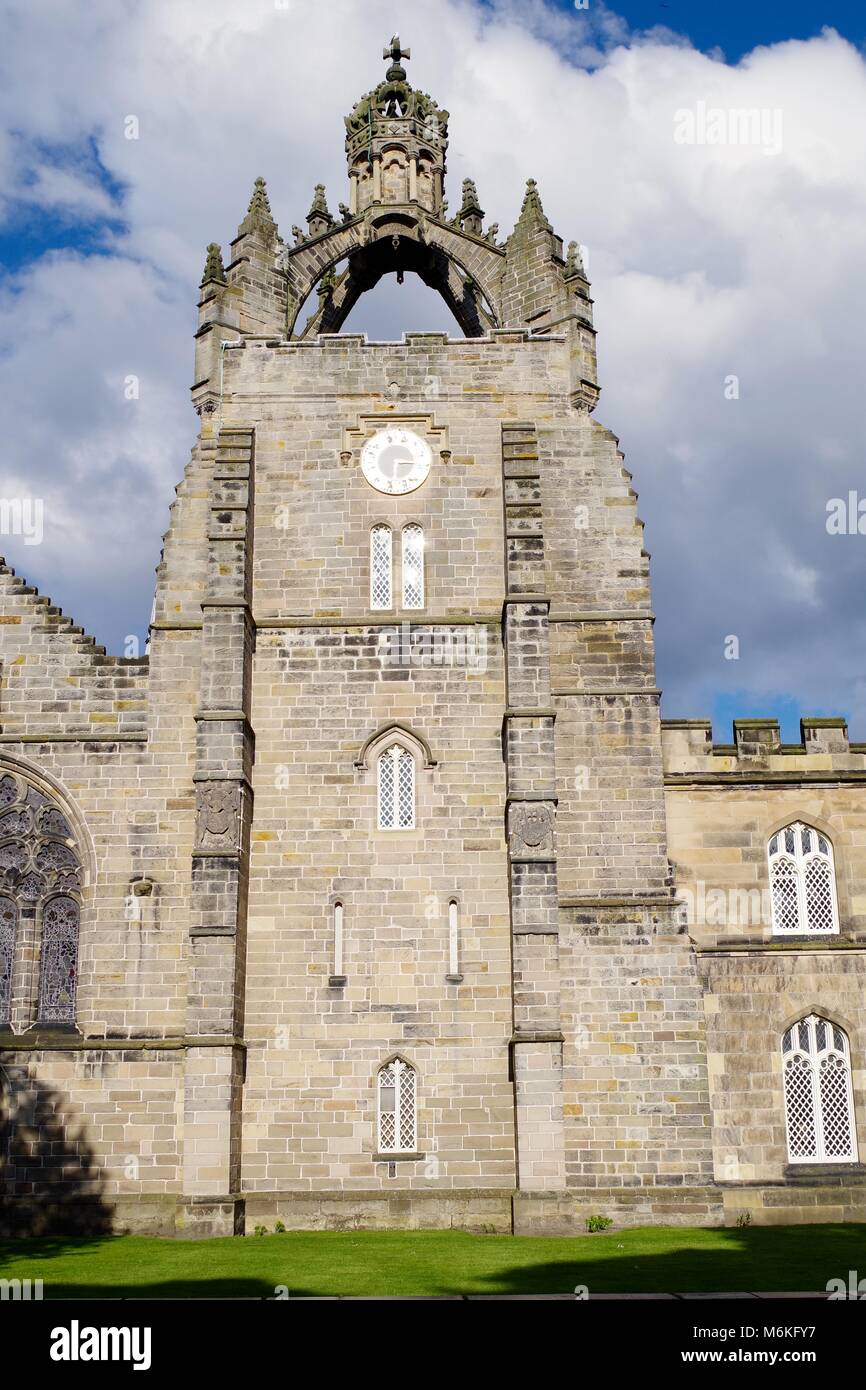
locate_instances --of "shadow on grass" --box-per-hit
[2,1224,865,1298]
[0,1064,112,1237]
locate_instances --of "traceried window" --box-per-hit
[782,1015,857,1163]
[401,524,424,609]
[377,1058,417,1154]
[0,771,82,1028]
[377,743,415,830]
[768,822,839,935]
[370,524,393,610]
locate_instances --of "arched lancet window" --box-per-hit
[0,896,17,1024]
[377,743,416,830]
[782,1015,857,1163]
[401,524,424,609]
[0,771,83,1028]
[768,822,839,935]
[370,524,393,610]
[37,896,81,1024]
[377,1058,417,1154]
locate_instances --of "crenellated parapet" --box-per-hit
[662,717,866,782]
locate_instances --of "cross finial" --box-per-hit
[383,33,410,64]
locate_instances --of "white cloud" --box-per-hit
[0,1,864,731]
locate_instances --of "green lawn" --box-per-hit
[1,1224,864,1298]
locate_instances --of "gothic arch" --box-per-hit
[354,722,437,770]
[284,210,505,340]
[0,757,93,884]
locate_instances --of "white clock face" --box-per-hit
[360,428,432,495]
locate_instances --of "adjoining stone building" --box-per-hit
[1,38,864,1237]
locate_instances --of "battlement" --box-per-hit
[221,327,565,350]
[661,717,866,779]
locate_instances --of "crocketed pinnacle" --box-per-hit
[518,177,552,230]
[307,184,333,223]
[201,242,226,286]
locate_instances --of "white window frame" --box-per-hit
[782,1015,857,1164]
[376,743,416,831]
[377,1058,417,1154]
[768,822,839,935]
[401,523,425,610]
[370,524,393,611]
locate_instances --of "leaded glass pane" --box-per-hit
[37,896,79,1024]
[401,524,424,609]
[819,1055,855,1159]
[0,841,26,872]
[0,895,16,1023]
[770,857,800,932]
[804,857,835,932]
[39,808,72,839]
[377,1060,417,1154]
[397,750,415,829]
[378,749,396,829]
[398,1063,417,1151]
[783,1015,858,1164]
[378,1064,397,1152]
[0,810,30,836]
[370,525,393,610]
[784,1054,817,1159]
[769,823,838,936]
[378,745,415,830]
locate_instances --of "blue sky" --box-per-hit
[1,0,865,744]
[547,0,866,61]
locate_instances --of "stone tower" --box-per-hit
[5,36,865,1240]
[178,35,715,1232]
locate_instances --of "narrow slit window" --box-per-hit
[332,901,344,980]
[448,899,460,980]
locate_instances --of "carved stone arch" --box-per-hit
[355,722,437,770]
[378,1050,417,1072]
[764,811,836,846]
[0,756,93,888]
[284,210,505,340]
[779,1003,857,1039]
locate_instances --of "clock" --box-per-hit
[360,428,432,495]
